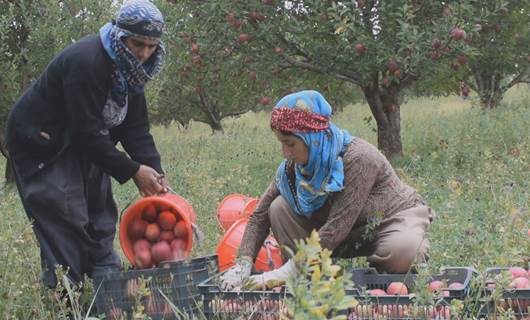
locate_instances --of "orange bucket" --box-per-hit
[217,193,259,231]
[119,193,196,267]
[216,218,283,272]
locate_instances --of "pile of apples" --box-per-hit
[128,203,189,268]
[350,280,465,319]
[366,280,464,297]
[485,267,530,313]
[486,266,530,290]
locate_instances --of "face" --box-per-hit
[274,131,309,165]
[123,36,159,63]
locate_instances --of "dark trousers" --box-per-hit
[11,148,121,288]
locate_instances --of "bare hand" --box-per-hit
[133,165,166,197]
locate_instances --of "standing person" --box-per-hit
[221,90,435,290]
[5,0,169,288]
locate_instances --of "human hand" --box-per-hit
[220,256,253,291]
[133,165,166,197]
[245,259,296,290]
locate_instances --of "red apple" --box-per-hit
[261,96,270,106]
[238,33,251,43]
[368,288,387,296]
[134,249,152,268]
[387,59,399,73]
[145,223,160,242]
[158,211,177,230]
[509,277,530,289]
[231,19,241,29]
[160,230,175,243]
[274,47,283,54]
[128,219,147,239]
[431,38,442,49]
[354,43,366,55]
[249,11,258,22]
[171,238,187,260]
[430,51,440,61]
[386,282,408,295]
[191,54,202,64]
[448,282,464,290]
[142,204,158,222]
[151,241,172,264]
[191,43,199,53]
[173,220,188,238]
[171,238,186,250]
[428,280,444,293]
[457,54,468,65]
[133,239,151,253]
[450,28,466,40]
[249,70,257,80]
[509,267,527,279]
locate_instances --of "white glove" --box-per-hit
[246,259,297,290]
[220,256,253,290]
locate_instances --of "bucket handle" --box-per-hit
[264,239,280,270]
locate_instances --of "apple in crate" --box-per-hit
[386,282,408,295]
[428,280,444,293]
[368,288,386,296]
[509,267,528,279]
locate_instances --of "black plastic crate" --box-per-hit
[477,267,530,318]
[198,273,291,320]
[93,254,218,320]
[346,267,476,319]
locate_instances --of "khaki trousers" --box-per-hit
[269,196,434,273]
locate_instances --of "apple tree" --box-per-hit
[179,1,478,158]
[148,0,360,133]
[460,2,529,109]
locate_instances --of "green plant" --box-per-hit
[284,230,357,320]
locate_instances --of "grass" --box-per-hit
[0,86,529,319]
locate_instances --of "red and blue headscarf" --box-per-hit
[271,90,354,217]
[99,0,166,117]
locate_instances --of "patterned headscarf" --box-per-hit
[272,90,354,217]
[99,0,166,127]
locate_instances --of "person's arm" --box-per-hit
[318,144,382,251]
[62,59,140,184]
[113,92,163,174]
[238,181,280,260]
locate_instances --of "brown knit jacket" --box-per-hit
[238,138,425,259]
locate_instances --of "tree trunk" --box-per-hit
[0,136,15,184]
[473,71,504,109]
[363,87,403,159]
[197,91,224,134]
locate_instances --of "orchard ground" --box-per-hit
[0,86,529,319]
